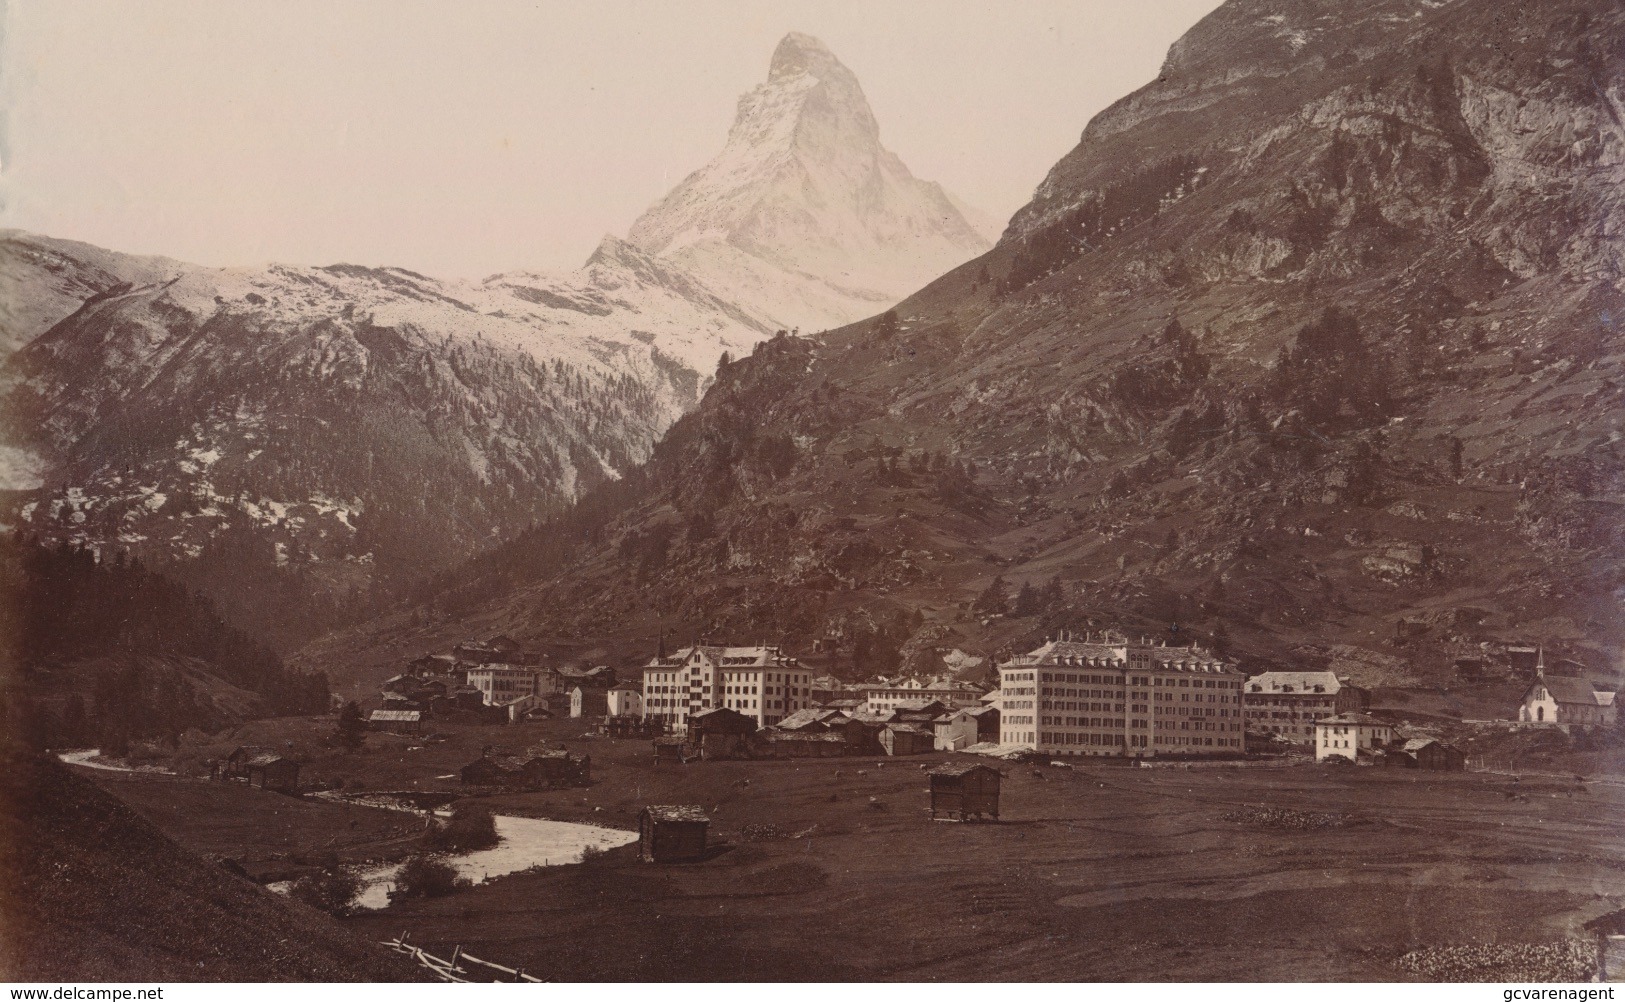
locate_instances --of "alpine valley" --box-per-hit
[296,0,1625,696]
[0,34,989,649]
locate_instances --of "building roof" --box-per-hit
[369,709,423,722]
[1531,674,1614,707]
[965,704,999,717]
[929,762,999,778]
[1003,636,1235,673]
[776,708,831,731]
[845,711,891,726]
[1401,738,1438,752]
[1317,713,1389,727]
[642,805,709,823]
[1246,671,1342,695]
[242,751,290,767]
[893,699,947,712]
[761,729,845,743]
[885,723,930,735]
[645,644,799,669]
[608,683,641,694]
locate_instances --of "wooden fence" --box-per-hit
[382,934,542,983]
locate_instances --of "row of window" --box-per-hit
[1038,672,1236,689]
[1036,716,1243,731]
[1045,737,1241,753]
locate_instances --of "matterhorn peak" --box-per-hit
[626,32,991,332]
[768,32,844,81]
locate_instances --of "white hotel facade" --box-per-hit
[998,635,1245,756]
[641,644,814,734]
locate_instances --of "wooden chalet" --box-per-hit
[1389,738,1467,771]
[966,705,1001,744]
[890,699,951,727]
[928,762,1000,821]
[688,706,757,760]
[878,723,935,756]
[221,747,300,793]
[638,805,709,862]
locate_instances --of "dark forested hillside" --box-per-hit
[0,536,330,750]
[296,0,1624,696]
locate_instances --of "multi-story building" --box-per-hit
[996,634,1245,757]
[641,644,814,734]
[1242,671,1368,744]
[1313,713,1394,762]
[857,676,982,714]
[465,665,545,706]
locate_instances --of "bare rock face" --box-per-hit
[628,33,991,332]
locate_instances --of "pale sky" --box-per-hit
[0,1,1222,278]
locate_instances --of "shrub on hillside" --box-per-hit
[422,806,500,852]
[390,856,469,900]
[289,868,361,916]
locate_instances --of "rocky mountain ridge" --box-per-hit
[0,234,775,645]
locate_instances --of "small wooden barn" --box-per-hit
[638,805,710,862]
[220,746,298,792]
[966,705,1001,744]
[1405,738,1467,771]
[251,757,300,793]
[928,762,1000,821]
[689,707,757,760]
[878,723,935,756]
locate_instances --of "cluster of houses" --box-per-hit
[459,744,592,789]
[629,634,1619,768]
[648,694,1003,763]
[365,635,629,733]
[342,629,1616,778]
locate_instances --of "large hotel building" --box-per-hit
[998,634,1245,756]
[641,644,814,734]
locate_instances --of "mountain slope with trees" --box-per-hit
[0,536,330,750]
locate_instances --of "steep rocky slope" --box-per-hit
[628,32,991,332]
[297,0,1625,693]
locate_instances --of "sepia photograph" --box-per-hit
[0,0,1622,986]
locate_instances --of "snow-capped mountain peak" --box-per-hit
[627,32,992,333]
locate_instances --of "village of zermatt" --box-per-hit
[4,0,1625,986]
